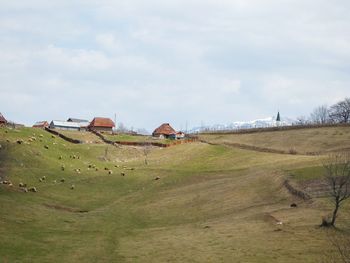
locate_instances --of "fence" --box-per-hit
[90,130,197,148]
[283,180,311,200]
[198,123,350,135]
[44,127,83,144]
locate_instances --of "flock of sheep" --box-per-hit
[0,130,141,194]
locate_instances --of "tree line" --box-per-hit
[307,97,350,125]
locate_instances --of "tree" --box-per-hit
[329,98,350,123]
[322,153,350,227]
[310,105,329,124]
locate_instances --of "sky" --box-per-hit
[0,0,349,132]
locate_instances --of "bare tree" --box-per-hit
[322,153,350,227]
[329,98,350,123]
[310,105,329,124]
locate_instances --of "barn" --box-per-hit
[152,123,177,139]
[0,113,7,125]
[33,121,49,128]
[67,118,90,131]
[49,120,80,131]
[88,117,115,133]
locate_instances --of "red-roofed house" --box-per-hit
[152,123,177,139]
[0,113,7,125]
[33,121,49,129]
[89,117,115,133]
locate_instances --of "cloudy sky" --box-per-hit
[0,0,349,131]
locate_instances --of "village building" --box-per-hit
[0,113,7,125]
[67,118,90,131]
[33,121,49,129]
[49,120,80,131]
[88,117,115,133]
[152,123,177,139]
[176,131,186,139]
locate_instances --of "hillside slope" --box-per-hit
[199,126,350,155]
[0,127,349,262]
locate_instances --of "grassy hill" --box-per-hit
[0,126,349,262]
[199,126,350,155]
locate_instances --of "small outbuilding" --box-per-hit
[49,120,80,131]
[33,121,49,129]
[176,131,186,139]
[152,123,177,139]
[88,117,115,133]
[0,113,7,125]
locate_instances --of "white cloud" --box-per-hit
[0,0,350,129]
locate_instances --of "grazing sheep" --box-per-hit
[29,187,37,192]
[51,135,55,138]
[59,156,63,160]
[44,145,49,149]
[39,178,43,182]
[290,203,297,208]
[276,221,283,225]
[95,168,99,171]
[42,176,46,180]
[70,184,75,190]
[60,178,65,183]
[104,167,109,171]
[53,180,57,184]
[23,187,28,193]
[19,182,26,187]
[39,134,44,137]
[108,170,113,175]
[8,183,13,187]
[121,172,125,176]
[114,165,120,168]
[61,165,65,171]
[155,176,161,180]
[16,140,23,144]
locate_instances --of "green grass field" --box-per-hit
[0,126,349,262]
[103,133,173,144]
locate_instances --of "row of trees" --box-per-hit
[309,97,350,124]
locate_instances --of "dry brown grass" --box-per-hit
[199,126,350,155]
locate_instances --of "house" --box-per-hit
[88,117,115,133]
[33,121,49,129]
[152,123,177,139]
[67,118,90,131]
[49,120,80,131]
[0,113,7,125]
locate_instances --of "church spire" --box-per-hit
[276,111,281,122]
